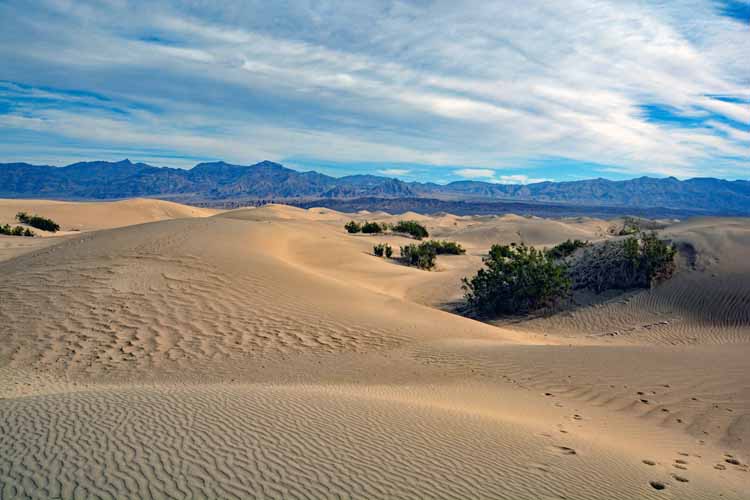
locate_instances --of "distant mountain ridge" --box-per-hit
[1,159,750,215]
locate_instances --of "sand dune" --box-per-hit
[0,201,748,499]
[513,217,750,344]
[0,198,217,262]
[0,198,217,234]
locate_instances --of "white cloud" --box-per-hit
[496,175,551,185]
[378,169,410,177]
[451,170,551,184]
[0,0,747,178]
[453,169,497,179]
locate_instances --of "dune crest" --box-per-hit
[0,199,748,499]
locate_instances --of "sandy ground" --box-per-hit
[0,201,748,499]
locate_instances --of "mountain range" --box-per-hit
[2,159,750,216]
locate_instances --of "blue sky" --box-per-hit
[0,0,748,184]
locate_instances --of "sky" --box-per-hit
[0,0,748,184]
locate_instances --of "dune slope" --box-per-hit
[0,203,748,499]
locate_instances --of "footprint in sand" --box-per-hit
[649,481,666,490]
[672,474,689,483]
[552,445,577,456]
[642,459,657,466]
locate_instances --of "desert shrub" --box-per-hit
[422,240,466,255]
[373,243,393,258]
[16,212,59,232]
[570,233,676,293]
[638,232,677,284]
[344,220,361,233]
[400,243,437,270]
[374,243,384,256]
[546,239,589,260]
[462,243,571,317]
[617,217,641,236]
[393,220,429,239]
[0,224,34,237]
[361,221,384,234]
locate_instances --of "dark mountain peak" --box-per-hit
[192,160,239,171]
[193,160,231,168]
[60,159,157,177]
[252,160,286,169]
[192,160,286,172]
[0,158,749,215]
[0,162,43,169]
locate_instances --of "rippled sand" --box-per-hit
[1,201,748,499]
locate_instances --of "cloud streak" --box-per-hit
[0,0,747,180]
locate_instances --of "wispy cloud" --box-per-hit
[378,169,410,177]
[453,169,551,184]
[453,169,497,179]
[0,0,747,180]
[496,175,551,185]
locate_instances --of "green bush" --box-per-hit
[546,239,589,260]
[570,233,676,292]
[361,221,384,234]
[344,220,361,233]
[0,224,35,237]
[617,217,640,236]
[373,243,393,258]
[462,243,571,317]
[636,232,677,285]
[16,212,60,232]
[422,240,466,255]
[400,243,437,270]
[393,220,429,239]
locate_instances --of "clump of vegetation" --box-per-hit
[545,239,589,260]
[422,240,466,255]
[570,232,676,293]
[462,243,571,317]
[361,221,385,234]
[346,219,427,239]
[344,220,361,233]
[373,243,393,258]
[629,232,677,285]
[16,212,60,232]
[400,243,437,270]
[393,220,429,239]
[0,224,34,237]
[344,220,386,234]
[618,218,640,236]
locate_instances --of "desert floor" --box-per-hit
[0,199,748,499]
